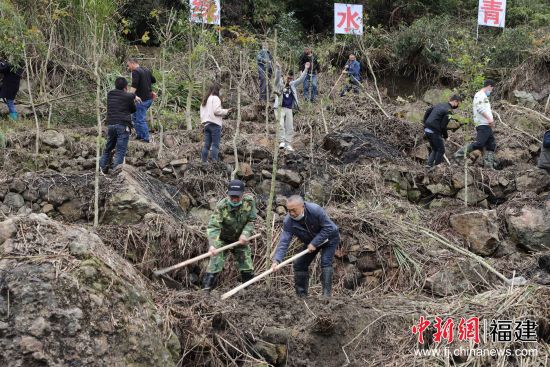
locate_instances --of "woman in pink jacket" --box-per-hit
[200,84,232,163]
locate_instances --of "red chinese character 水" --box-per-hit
[481,0,503,25]
[411,316,431,344]
[337,6,360,33]
[433,317,454,343]
[458,317,480,343]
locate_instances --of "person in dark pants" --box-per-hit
[299,48,321,103]
[0,60,22,121]
[127,58,156,143]
[340,54,361,97]
[200,84,232,163]
[271,195,340,298]
[256,42,273,102]
[423,95,462,168]
[454,80,496,169]
[99,77,141,173]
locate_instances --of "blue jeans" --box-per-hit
[4,99,16,113]
[201,123,222,162]
[293,236,339,272]
[303,74,318,102]
[132,98,153,141]
[100,124,130,171]
[259,67,272,102]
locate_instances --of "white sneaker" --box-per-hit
[279,142,286,149]
[286,145,295,152]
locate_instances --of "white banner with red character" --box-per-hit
[334,3,363,35]
[478,0,506,28]
[189,0,221,26]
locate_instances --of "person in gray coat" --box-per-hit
[273,61,310,152]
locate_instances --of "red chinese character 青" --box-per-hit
[433,317,454,343]
[411,316,431,344]
[458,317,480,343]
[337,6,359,33]
[481,0,503,25]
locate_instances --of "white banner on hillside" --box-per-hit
[189,0,221,26]
[334,3,363,35]
[478,0,506,28]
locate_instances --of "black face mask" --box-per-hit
[451,104,459,109]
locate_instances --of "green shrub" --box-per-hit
[391,15,456,76]
[488,27,533,68]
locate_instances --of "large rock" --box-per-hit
[39,184,74,206]
[506,205,550,252]
[427,183,454,196]
[516,169,550,194]
[102,165,185,224]
[3,192,25,209]
[276,169,302,187]
[513,90,537,108]
[456,186,488,204]
[450,210,500,256]
[40,129,66,148]
[424,260,495,296]
[58,200,83,222]
[323,130,401,163]
[0,214,180,367]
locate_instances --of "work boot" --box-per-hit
[294,271,309,298]
[453,145,472,161]
[8,112,17,121]
[202,272,218,293]
[240,271,254,283]
[484,151,496,170]
[321,267,333,298]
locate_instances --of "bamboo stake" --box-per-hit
[153,234,261,276]
[221,248,310,300]
[349,75,390,118]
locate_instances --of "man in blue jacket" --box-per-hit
[340,54,361,97]
[271,195,339,297]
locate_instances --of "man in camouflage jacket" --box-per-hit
[203,180,257,292]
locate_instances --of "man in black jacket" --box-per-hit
[127,58,156,143]
[423,95,461,168]
[299,48,321,103]
[0,60,22,121]
[99,77,140,173]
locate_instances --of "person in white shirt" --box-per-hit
[454,79,496,169]
[273,62,310,152]
[200,84,232,163]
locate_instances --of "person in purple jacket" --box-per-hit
[271,195,339,297]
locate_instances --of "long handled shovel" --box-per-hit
[221,248,310,300]
[328,71,346,97]
[153,233,261,276]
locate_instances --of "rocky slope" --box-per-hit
[1,86,549,366]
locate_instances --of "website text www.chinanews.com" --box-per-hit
[414,347,539,358]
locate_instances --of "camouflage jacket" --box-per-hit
[207,194,257,247]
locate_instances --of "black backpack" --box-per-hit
[544,130,550,149]
[422,106,434,125]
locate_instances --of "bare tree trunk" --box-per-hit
[365,51,382,104]
[231,52,244,180]
[264,30,279,273]
[185,41,193,131]
[92,24,104,228]
[22,40,40,155]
